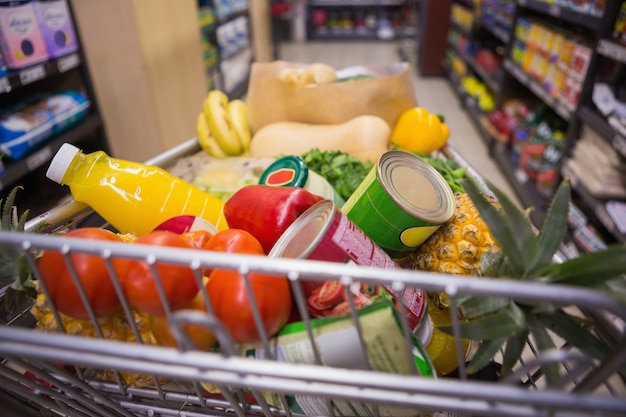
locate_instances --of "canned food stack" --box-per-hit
[0,60,625,417]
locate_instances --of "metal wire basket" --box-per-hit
[1,140,625,417]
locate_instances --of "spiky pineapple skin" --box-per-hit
[408,193,499,276]
[30,286,163,387]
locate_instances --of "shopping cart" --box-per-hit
[1,139,625,417]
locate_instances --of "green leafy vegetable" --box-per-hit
[417,153,467,193]
[301,149,373,200]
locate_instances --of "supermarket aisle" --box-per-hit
[278,40,520,206]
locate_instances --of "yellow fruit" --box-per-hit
[203,90,243,155]
[227,99,251,153]
[31,284,162,387]
[406,193,499,307]
[409,193,498,275]
[197,112,228,157]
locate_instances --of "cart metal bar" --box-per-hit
[5,231,626,326]
[1,326,625,417]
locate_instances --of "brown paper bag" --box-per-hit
[246,61,417,134]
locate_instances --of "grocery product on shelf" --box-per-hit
[592,82,626,138]
[196,0,251,98]
[511,17,593,108]
[451,2,473,31]
[45,143,228,236]
[35,0,79,58]
[615,1,626,44]
[0,0,49,69]
[445,0,625,239]
[462,76,496,111]
[564,125,626,200]
[0,90,90,160]
[308,4,415,40]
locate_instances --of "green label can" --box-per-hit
[342,150,455,259]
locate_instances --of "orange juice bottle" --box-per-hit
[46,143,228,236]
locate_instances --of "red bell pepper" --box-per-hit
[224,185,324,253]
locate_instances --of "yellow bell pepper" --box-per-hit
[391,107,450,154]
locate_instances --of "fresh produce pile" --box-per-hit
[2,61,626,397]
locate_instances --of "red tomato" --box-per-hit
[306,281,345,316]
[181,230,213,249]
[207,269,292,343]
[329,298,369,316]
[38,228,123,319]
[150,289,217,351]
[116,231,200,316]
[181,230,215,277]
[205,229,265,254]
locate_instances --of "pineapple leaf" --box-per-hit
[538,309,611,361]
[537,244,626,287]
[0,186,37,314]
[462,179,535,277]
[600,278,626,304]
[527,315,560,386]
[466,337,506,375]
[501,329,529,377]
[439,301,526,340]
[480,250,511,277]
[459,294,511,319]
[0,187,28,232]
[1,186,19,230]
[529,181,570,273]
[484,180,540,277]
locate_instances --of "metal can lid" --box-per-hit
[269,199,335,259]
[378,150,455,224]
[259,155,309,188]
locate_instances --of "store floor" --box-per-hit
[277,40,520,206]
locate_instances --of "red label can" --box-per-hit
[270,199,427,332]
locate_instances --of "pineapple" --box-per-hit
[406,192,500,309]
[408,192,499,276]
[31,285,163,387]
[1,187,162,387]
[0,187,37,316]
[441,178,626,384]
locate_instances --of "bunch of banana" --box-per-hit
[197,90,251,157]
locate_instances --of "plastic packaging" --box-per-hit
[35,0,79,58]
[0,91,90,160]
[46,143,228,236]
[0,0,49,69]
